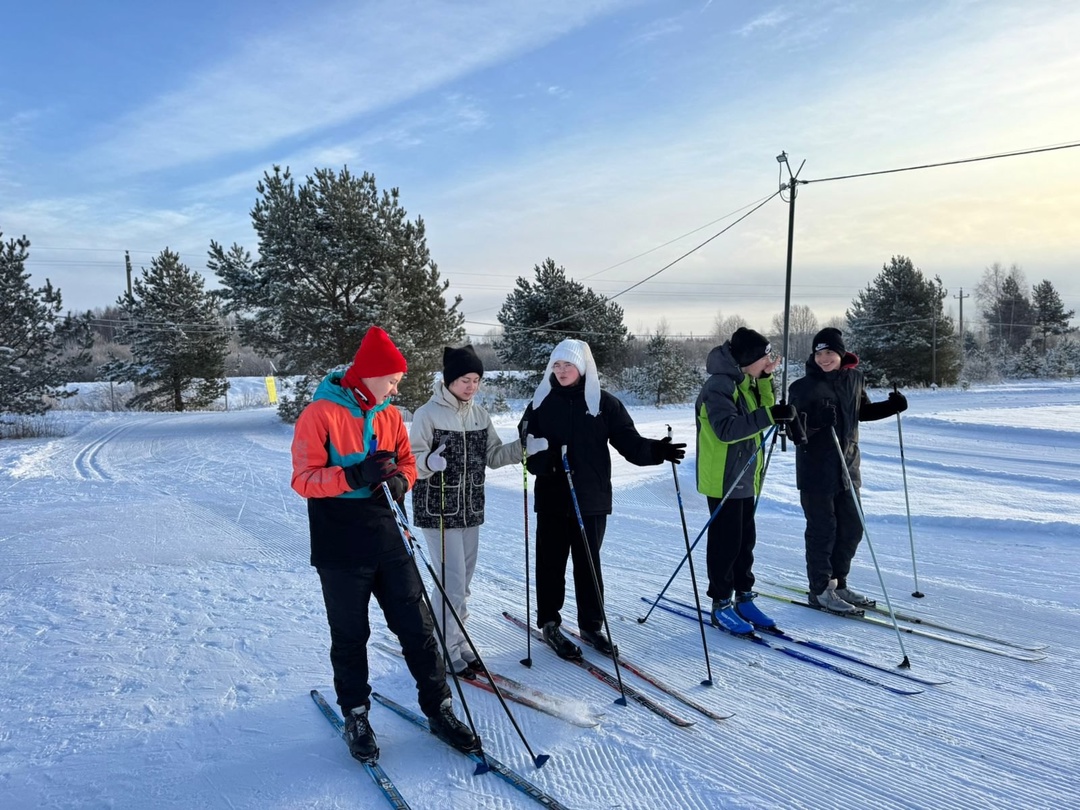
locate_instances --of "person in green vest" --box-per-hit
[695,327,798,634]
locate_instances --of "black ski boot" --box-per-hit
[344,705,379,763]
[542,622,583,660]
[427,698,480,753]
[579,626,618,656]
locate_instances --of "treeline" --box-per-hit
[2,164,1076,424]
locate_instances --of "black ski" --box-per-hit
[762,579,1048,652]
[371,692,573,810]
[502,612,696,727]
[309,690,411,809]
[756,590,1047,662]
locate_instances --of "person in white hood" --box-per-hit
[519,338,685,660]
[410,344,521,677]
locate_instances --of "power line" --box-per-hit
[804,140,1080,185]
[511,189,782,335]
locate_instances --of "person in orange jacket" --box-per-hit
[291,326,476,764]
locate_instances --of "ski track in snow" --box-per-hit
[1,383,1079,809]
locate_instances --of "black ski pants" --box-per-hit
[317,545,449,718]
[705,495,757,602]
[801,487,864,595]
[535,510,607,632]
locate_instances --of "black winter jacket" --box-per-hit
[787,353,897,494]
[519,376,660,516]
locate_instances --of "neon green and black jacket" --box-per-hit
[695,343,778,499]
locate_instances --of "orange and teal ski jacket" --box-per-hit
[291,370,416,567]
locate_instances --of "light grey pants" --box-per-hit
[422,525,481,672]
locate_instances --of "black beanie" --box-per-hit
[442,344,484,385]
[729,327,772,367]
[811,327,846,356]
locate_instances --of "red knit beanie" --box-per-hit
[341,326,408,390]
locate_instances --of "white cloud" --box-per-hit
[82,0,634,176]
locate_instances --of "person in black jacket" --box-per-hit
[519,338,685,658]
[787,328,908,615]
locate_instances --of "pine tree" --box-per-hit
[1031,279,1076,353]
[102,249,229,411]
[0,232,91,415]
[621,331,702,406]
[496,258,629,378]
[846,256,960,386]
[985,275,1035,354]
[210,165,463,413]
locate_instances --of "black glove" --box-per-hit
[372,473,409,503]
[343,449,398,490]
[786,412,808,446]
[810,402,837,429]
[770,403,797,423]
[888,391,908,414]
[652,436,687,464]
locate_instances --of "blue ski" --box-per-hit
[646,598,924,696]
[660,596,949,686]
[371,692,573,810]
[309,689,411,809]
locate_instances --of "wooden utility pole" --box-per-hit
[954,287,970,343]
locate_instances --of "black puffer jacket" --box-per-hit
[787,353,897,493]
[519,376,660,516]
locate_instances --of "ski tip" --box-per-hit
[534,753,551,769]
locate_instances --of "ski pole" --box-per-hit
[561,445,628,707]
[520,421,533,667]
[382,480,550,768]
[894,384,923,598]
[638,426,777,623]
[665,425,713,687]
[440,471,448,655]
[827,428,911,669]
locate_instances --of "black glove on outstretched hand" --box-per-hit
[770,403,797,423]
[372,473,409,503]
[888,390,908,413]
[811,402,837,429]
[343,449,398,490]
[652,436,687,464]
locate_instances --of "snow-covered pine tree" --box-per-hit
[621,331,702,406]
[846,255,960,386]
[209,166,463,415]
[985,274,1035,355]
[0,232,91,416]
[1031,279,1076,353]
[101,249,229,411]
[496,258,629,383]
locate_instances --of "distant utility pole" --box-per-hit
[125,250,133,297]
[954,287,970,341]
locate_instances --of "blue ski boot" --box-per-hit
[711,599,754,635]
[734,591,777,630]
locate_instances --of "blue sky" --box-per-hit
[3,0,1078,340]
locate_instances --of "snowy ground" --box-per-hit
[2,380,1078,809]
